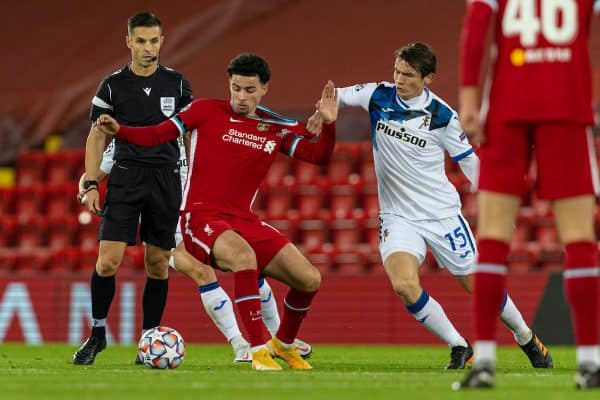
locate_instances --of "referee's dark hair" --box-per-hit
[394,42,437,78]
[128,12,162,35]
[227,53,271,84]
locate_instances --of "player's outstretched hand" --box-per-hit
[306,110,323,136]
[94,114,120,136]
[317,80,338,124]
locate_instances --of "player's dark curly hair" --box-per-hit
[227,53,271,84]
[128,12,162,35]
[394,42,436,77]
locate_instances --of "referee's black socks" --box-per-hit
[90,270,115,339]
[142,277,169,330]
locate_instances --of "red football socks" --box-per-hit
[233,269,265,347]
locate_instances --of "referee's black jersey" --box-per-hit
[90,64,193,166]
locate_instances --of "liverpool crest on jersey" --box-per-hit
[257,122,270,132]
[160,97,175,117]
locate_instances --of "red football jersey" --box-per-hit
[116,99,335,218]
[461,0,598,124]
[174,99,334,217]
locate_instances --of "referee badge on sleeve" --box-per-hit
[160,97,175,117]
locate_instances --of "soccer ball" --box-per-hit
[138,326,185,369]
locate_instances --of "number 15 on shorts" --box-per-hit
[444,226,472,258]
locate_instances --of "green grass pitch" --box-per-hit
[0,344,596,399]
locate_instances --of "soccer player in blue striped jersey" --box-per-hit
[309,42,551,370]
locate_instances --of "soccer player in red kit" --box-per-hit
[95,53,338,371]
[456,0,600,390]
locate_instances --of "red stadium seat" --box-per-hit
[13,184,45,219]
[264,154,291,186]
[47,247,81,273]
[507,242,540,272]
[364,251,384,273]
[531,196,552,217]
[15,150,47,186]
[306,248,333,273]
[538,243,564,271]
[46,183,78,218]
[361,184,379,218]
[0,249,17,274]
[47,215,78,250]
[76,213,101,250]
[15,215,47,249]
[0,216,16,247]
[329,184,360,219]
[330,218,362,253]
[534,216,558,246]
[358,160,377,184]
[263,216,299,242]
[121,246,145,271]
[360,141,373,162]
[295,183,327,219]
[76,247,99,271]
[511,207,534,246]
[293,161,321,184]
[46,150,84,184]
[298,219,329,252]
[328,142,361,184]
[517,206,535,222]
[13,247,48,274]
[0,187,15,215]
[364,218,380,252]
[327,160,360,184]
[332,252,367,274]
[263,184,294,220]
[335,142,362,158]
[511,224,532,247]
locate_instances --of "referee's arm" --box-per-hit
[85,123,107,182]
[87,79,113,182]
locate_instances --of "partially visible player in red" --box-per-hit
[95,53,338,371]
[455,0,600,390]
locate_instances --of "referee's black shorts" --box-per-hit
[99,163,181,249]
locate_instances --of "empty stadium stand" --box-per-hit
[0,141,583,275]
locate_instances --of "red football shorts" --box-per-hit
[179,210,290,273]
[479,121,597,199]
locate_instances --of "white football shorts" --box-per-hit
[378,213,476,276]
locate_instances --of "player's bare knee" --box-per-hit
[213,232,257,270]
[145,254,170,279]
[219,243,257,271]
[391,278,421,300]
[95,254,121,276]
[145,261,169,279]
[144,247,171,278]
[299,266,321,292]
[230,250,258,271]
[189,264,217,286]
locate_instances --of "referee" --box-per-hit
[74,11,192,365]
